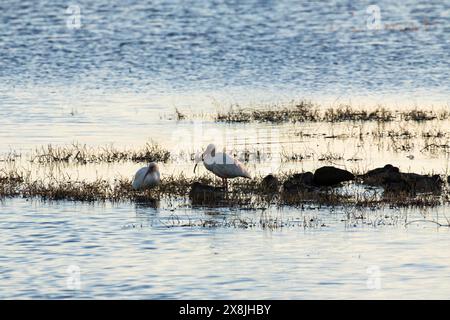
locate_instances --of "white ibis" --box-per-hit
[132,162,161,190]
[194,144,251,189]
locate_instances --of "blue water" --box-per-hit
[1,0,449,96]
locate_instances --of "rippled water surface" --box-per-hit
[2,198,450,299]
[1,0,450,299]
[0,0,449,152]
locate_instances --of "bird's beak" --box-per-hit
[193,154,203,174]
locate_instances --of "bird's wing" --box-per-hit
[233,159,251,178]
[132,167,147,190]
[213,152,251,178]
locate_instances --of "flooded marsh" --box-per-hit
[1,0,450,300]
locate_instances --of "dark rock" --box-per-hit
[283,172,315,192]
[293,172,314,185]
[189,182,224,195]
[261,174,279,192]
[362,165,443,194]
[384,179,412,194]
[365,164,399,176]
[189,182,225,205]
[362,164,401,186]
[313,166,354,186]
[400,173,442,193]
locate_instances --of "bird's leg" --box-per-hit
[222,178,229,191]
[222,178,229,201]
[222,178,226,191]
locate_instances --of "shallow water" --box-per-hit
[1,0,450,299]
[1,198,450,299]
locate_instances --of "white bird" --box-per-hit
[132,162,161,190]
[194,144,251,189]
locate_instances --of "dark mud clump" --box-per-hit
[260,174,280,193]
[313,166,355,186]
[362,164,401,185]
[189,182,226,205]
[361,164,443,194]
[282,172,315,193]
[282,166,357,191]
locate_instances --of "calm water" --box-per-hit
[1,0,450,299]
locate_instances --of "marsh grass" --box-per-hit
[0,151,21,163]
[216,101,319,123]
[0,168,25,197]
[401,108,450,122]
[323,106,394,122]
[372,129,414,139]
[318,151,344,162]
[5,121,450,166]
[281,149,313,162]
[1,167,445,210]
[341,207,411,228]
[175,108,186,120]
[212,103,450,124]
[31,142,170,164]
[18,143,337,165]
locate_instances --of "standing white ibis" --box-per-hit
[132,162,161,190]
[194,144,251,189]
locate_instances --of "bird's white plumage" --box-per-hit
[198,144,251,179]
[132,163,161,190]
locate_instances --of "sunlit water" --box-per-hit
[1,198,450,299]
[1,0,450,299]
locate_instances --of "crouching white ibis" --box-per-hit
[132,162,161,190]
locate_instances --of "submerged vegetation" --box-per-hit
[148,214,325,230]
